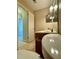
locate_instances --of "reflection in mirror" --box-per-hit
[46,14,54,22]
[46,0,58,22]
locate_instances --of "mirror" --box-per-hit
[46,0,59,22]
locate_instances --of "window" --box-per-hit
[18,15,23,42]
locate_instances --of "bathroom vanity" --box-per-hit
[35,31,57,58]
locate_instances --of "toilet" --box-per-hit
[17,50,41,59]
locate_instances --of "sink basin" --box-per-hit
[42,34,61,59]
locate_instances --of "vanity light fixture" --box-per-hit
[46,0,58,22]
[49,3,58,13]
[50,16,54,22]
[54,4,58,12]
[49,5,54,13]
[55,50,59,55]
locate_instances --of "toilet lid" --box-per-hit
[17,50,41,59]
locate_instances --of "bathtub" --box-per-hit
[42,34,61,59]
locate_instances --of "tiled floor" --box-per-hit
[17,40,44,59]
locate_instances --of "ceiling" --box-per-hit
[24,0,54,11]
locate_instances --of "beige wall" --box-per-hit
[29,12,35,41]
[34,8,58,33]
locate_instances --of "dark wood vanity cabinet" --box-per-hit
[35,33,49,58]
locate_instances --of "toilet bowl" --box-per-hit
[17,50,41,59]
[42,34,61,59]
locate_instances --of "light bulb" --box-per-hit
[55,50,59,55]
[54,5,58,11]
[49,5,54,12]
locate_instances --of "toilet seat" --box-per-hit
[17,50,41,59]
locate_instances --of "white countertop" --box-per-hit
[35,30,57,33]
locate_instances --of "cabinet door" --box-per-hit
[29,12,34,41]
